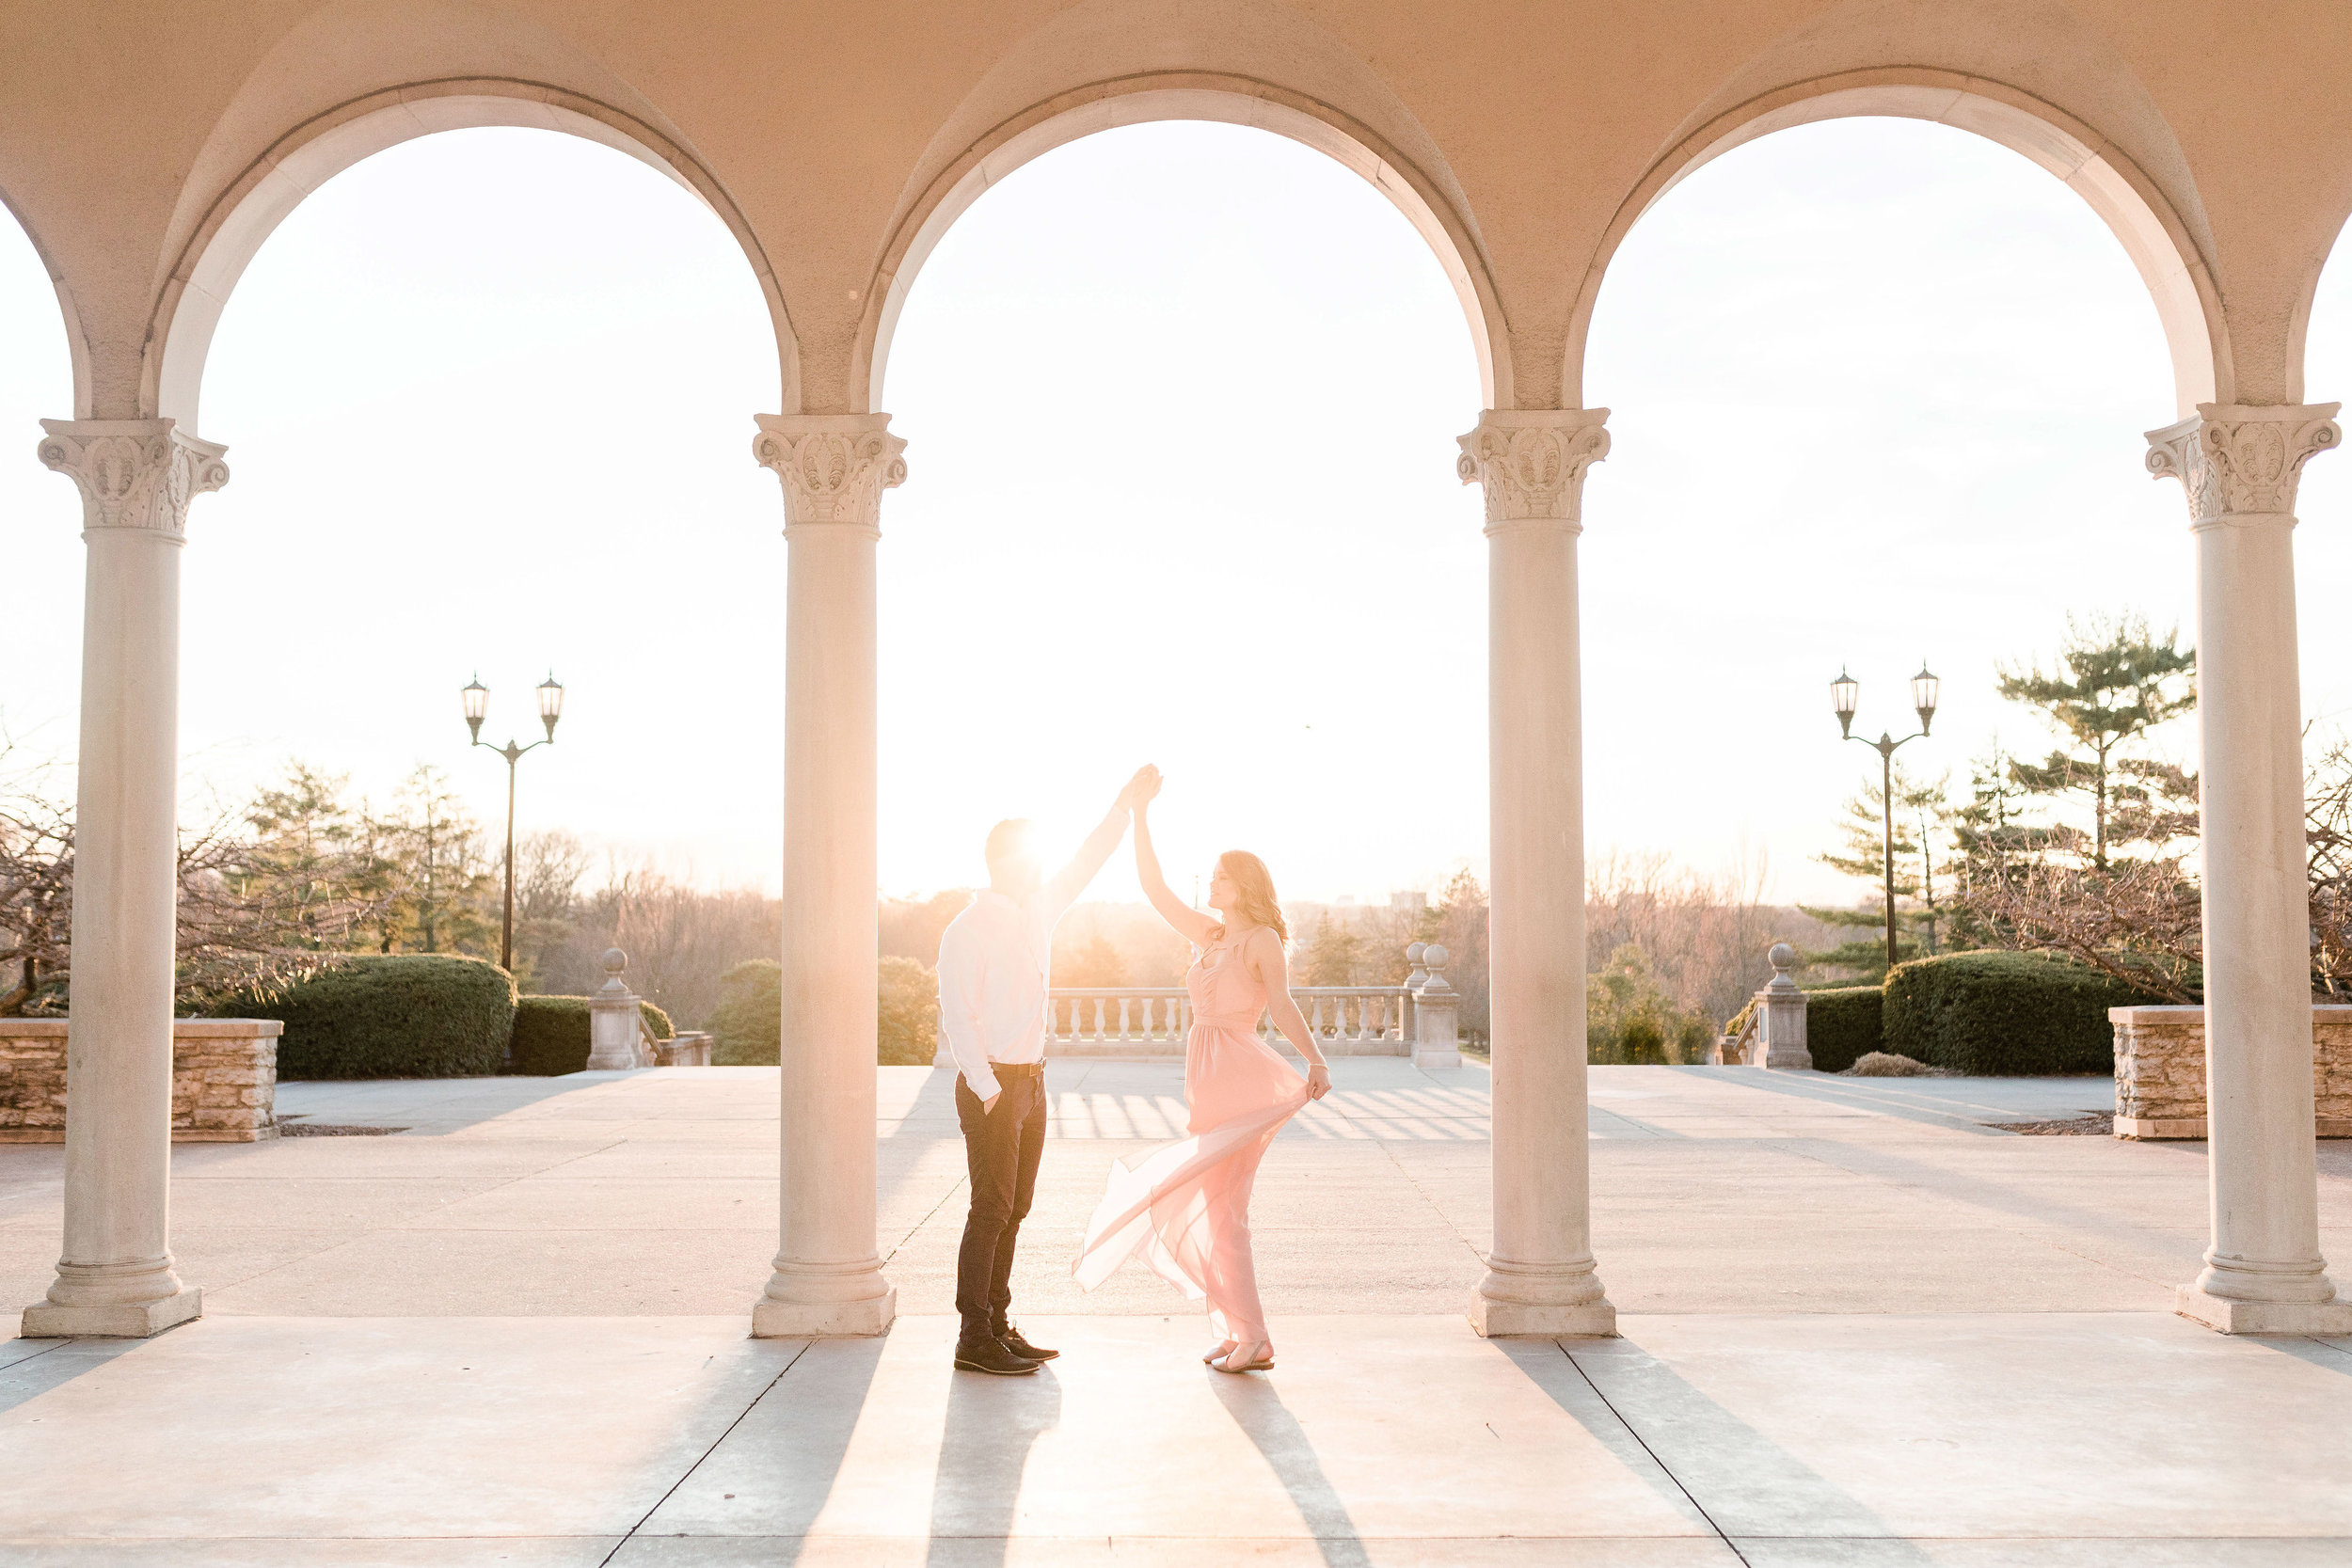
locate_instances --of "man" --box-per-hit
[936,769,1149,1374]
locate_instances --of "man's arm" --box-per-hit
[1041,768,1152,920]
[935,923,1001,1105]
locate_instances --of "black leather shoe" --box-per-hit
[953,1338,1041,1375]
[998,1324,1058,1361]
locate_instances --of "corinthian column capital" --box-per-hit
[752,414,908,535]
[37,420,230,543]
[2145,403,2341,530]
[1456,409,1610,533]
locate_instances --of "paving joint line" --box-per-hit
[597,1337,815,1567]
[1555,1340,1751,1568]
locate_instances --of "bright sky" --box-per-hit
[3,119,2349,910]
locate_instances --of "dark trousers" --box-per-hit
[954,1069,1046,1347]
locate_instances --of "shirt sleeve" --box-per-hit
[935,921,1001,1102]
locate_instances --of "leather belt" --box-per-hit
[985,1060,1045,1079]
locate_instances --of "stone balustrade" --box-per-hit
[657,1031,714,1067]
[934,942,1466,1066]
[2110,1005,2352,1139]
[0,1018,282,1142]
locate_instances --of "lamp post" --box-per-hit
[1830,662,1939,973]
[463,672,564,974]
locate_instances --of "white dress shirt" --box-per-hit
[936,877,1089,1102]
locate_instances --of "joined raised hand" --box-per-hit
[1122,763,1164,812]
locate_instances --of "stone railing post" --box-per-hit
[1752,942,1813,1070]
[751,412,903,1338]
[24,420,227,1339]
[1402,942,1427,1042]
[2148,403,2352,1334]
[585,947,647,1070]
[1411,944,1461,1069]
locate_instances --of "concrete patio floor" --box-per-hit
[5,1060,2351,1563]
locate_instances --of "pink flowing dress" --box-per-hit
[1072,928,1311,1341]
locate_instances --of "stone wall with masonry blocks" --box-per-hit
[0,1019,282,1141]
[2111,1006,2352,1139]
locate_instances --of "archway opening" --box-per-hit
[177,125,783,994]
[2292,224,2352,737]
[877,118,1486,981]
[0,200,83,755]
[1582,114,2186,1007]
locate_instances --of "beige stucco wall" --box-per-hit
[3,0,2348,425]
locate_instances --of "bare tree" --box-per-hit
[0,740,73,1014]
[1585,848,1789,1024]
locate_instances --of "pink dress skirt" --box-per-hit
[1072,933,1310,1341]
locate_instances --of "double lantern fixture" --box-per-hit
[1829,662,1940,973]
[461,673,565,974]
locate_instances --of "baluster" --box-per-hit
[1092,997,1106,1041]
[1118,997,1132,1039]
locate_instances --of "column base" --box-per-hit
[752,1285,897,1338]
[2175,1285,2352,1335]
[1469,1262,1617,1338]
[1412,1048,1464,1069]
[1469,1292,1617,1338]
[23,1286,201,1338]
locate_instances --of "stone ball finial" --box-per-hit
[1406,942,1426,963]
[602,947,628,976]
[1424,943,1449,968]
[1769,942,1795,972]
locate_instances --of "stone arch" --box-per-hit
[852,74,1510,414]
[145,78,798,427]
[1568,70,2228,420]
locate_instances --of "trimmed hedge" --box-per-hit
[708,960,781,1065]
[1803,987,1884,1073]
[878,956,938,1066]
[1883,950,2154,1075]
[706,957,939,1066]
[509,994,677,1077]
[224,955,516,1080]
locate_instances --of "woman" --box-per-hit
[1071,765,1332,1372]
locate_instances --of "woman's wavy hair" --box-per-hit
[1216,850,1288,944]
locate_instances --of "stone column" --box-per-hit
[1456,410,1615,1338]
[749,414,904,1338]
[1752,942,1813,1070]
[23,420,226,1338]
[2147,403,2352,1334]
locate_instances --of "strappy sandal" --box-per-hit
[1201,1339,1238,1365]
[1215,1341,1274,1373]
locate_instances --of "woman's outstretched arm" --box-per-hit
[1132,773,1216,946]
[1248,928,1332,1100]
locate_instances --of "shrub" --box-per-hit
[1882,950,2155,1076]
[880,957,940,1065]
[509,994,676,1076]
[707,957,939,1066]
[1804,987,1883,1073]
[709,960,782,1065]
[1847,1051,1938,1077]
[221,954,516,1080]
[1587,943,1711,1064]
